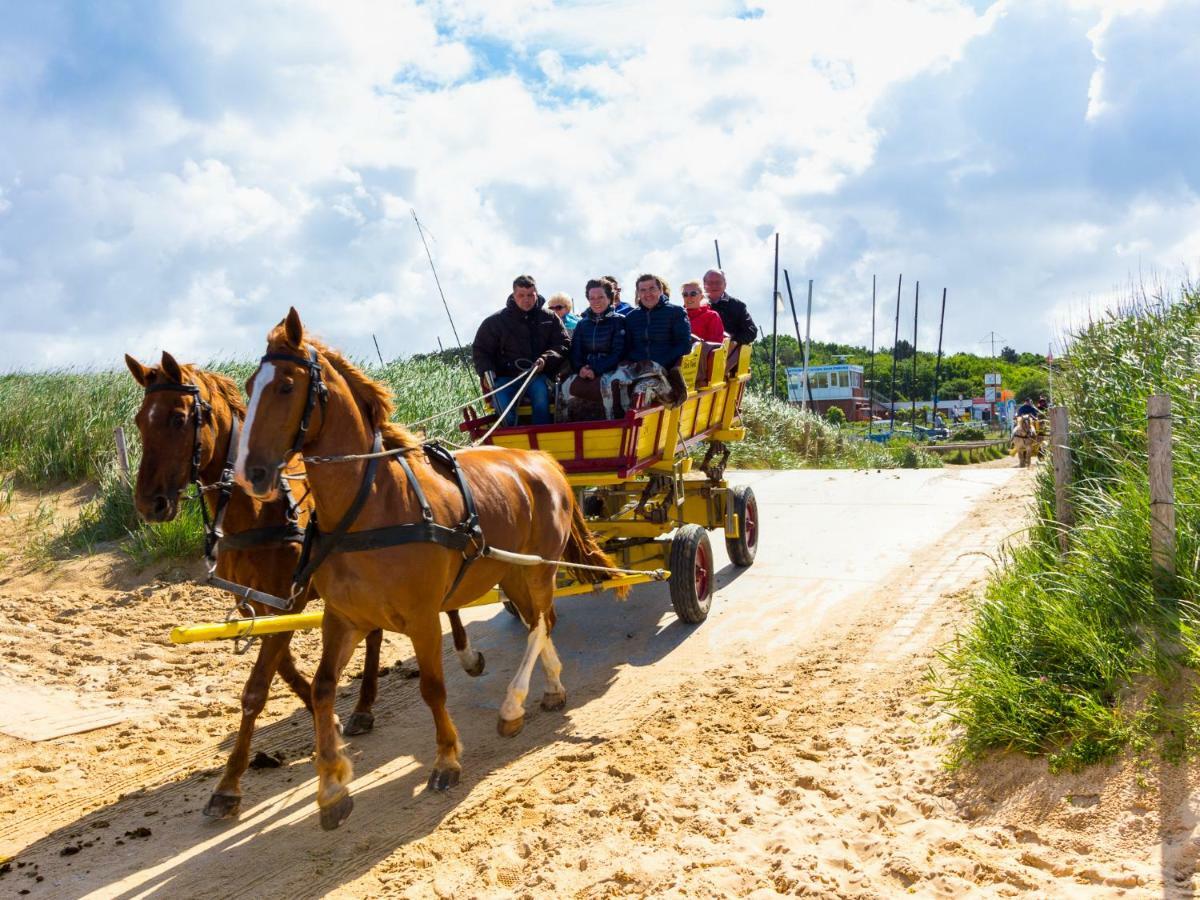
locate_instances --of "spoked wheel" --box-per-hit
[725,484,758,568]
[669,524,714,624]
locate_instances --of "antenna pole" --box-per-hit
[714,239,722,269]
[888,275,902,433]
[770,233,780,399]
[412,208,468,367]
[911,281,919,429]
[931,288,947,427]
[868,275,876,436]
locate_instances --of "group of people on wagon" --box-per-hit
[471,269,757,426]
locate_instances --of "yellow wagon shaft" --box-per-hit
[172,572,668,644]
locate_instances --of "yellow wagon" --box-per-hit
[459,339,758,624]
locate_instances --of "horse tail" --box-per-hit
[563,495,629,599]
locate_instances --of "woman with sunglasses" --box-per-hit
[680,279,726,343]
[548,292,579,334]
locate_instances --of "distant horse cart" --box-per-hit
[164,310,757,829]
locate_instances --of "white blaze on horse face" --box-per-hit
[235,362,276,482]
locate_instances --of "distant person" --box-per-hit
[471,274,568,426]
[548,292,579,334]
[1036,395,1049,413]
[680,279,725,343]
[1016,397,1039,418]
[604,276,634,316]
[624,273,692,406]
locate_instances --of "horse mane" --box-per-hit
[304,337,422,451]
[192,367,247,419]
[147,362,247,418]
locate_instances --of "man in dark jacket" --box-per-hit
[703,269,758,369]
[472,274,568,426]
[625,273,693,406]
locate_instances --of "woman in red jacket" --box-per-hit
[680,278,726,343]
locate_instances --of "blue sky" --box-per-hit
[1,0,1197,369]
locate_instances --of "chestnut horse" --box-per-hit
[235,308,619,830]
[126,353,486,819]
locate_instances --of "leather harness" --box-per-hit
[262,348,489,610]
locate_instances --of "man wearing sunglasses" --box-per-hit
[703,268,757,375]
[471,274,569,426]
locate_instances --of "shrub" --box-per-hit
[825,406,846,426]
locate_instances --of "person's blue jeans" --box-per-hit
[493,374,552,426]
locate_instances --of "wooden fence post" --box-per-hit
[1050,405,1073,556]
[114,427,131,486]
[1147,394,1175,594]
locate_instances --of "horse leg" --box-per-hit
[312,614,366,831]
[343,628,383,736]
[409,616,462,791]
[447,610,485,677]
[203,632,292,820]
[495,576,552,736]
[276,647,314,713]
[537,605,566,712]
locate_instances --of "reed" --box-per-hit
[935,285,1200,769]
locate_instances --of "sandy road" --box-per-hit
[7,463,1179,898]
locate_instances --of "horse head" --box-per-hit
[125,351,240,522]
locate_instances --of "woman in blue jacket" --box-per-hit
[571,279,626,379]
[624,273,693,406]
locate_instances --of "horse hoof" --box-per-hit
[427,766,461,792]
[497,714,525,737]
[540,690,566,711]
[464,651,485,678]
[202,792,241,820]
[342,712,375,736]
[319,793,354,831]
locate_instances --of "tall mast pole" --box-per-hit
[888,274,902,433]
[770,233,780,399]
[868,275,876,436]
[932,288,948,427]
[784,270,807,410]
[804,279,814,413]
[714,239,722,269]
[911,281,920,429]
[412,208,468,369]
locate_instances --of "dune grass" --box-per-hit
[935,286,1200,769]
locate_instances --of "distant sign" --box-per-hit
[984,387,998,402]
[983,373,1002,386]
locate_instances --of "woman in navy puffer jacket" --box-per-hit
[570,278,627,378]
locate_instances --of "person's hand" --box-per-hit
[580,365,595,380]
[532,357,546,373]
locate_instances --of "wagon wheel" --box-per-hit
[669,524,714,624]
[724,484,758,568]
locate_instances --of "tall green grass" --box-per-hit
[937,287,1200,769]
